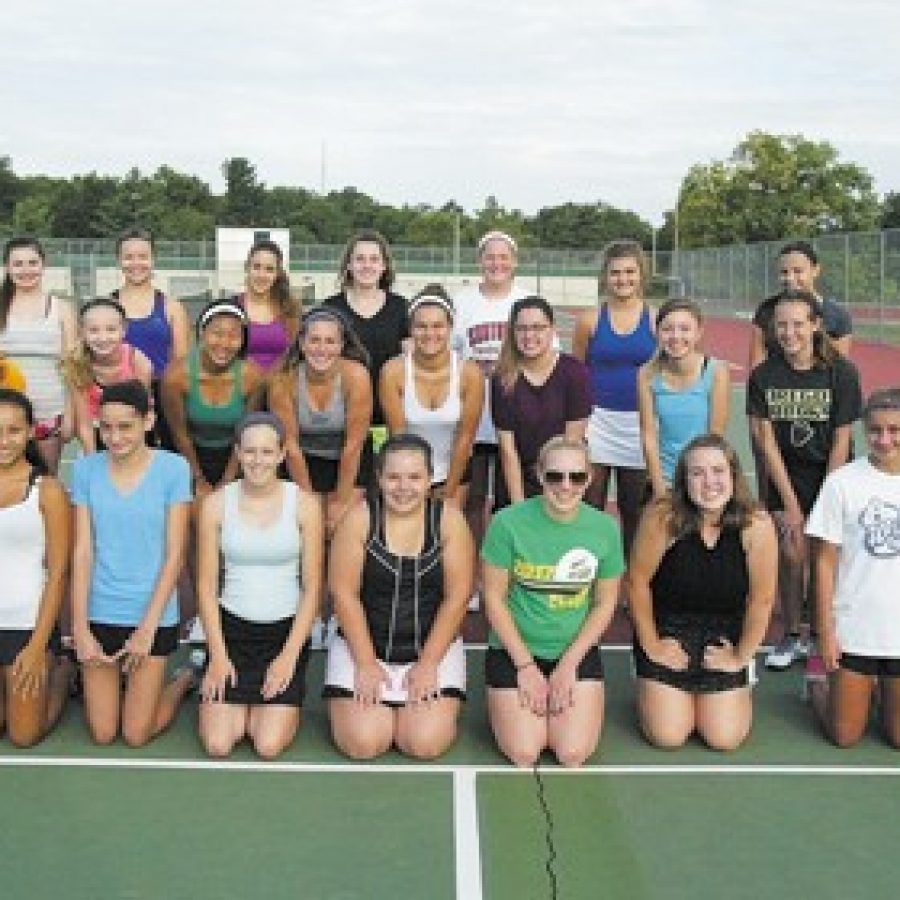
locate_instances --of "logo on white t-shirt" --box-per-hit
[859,497,900,557]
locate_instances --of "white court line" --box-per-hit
[0,756,897,776]
[453,770,484,900]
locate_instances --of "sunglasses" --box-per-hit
[543,470,589,486]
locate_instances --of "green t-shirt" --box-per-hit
[481,497,625,659]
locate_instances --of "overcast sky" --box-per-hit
[3,0,899,225]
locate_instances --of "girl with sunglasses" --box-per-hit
[481,437,624,767]
[491,297,591,508]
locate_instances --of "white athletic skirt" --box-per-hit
[324,635,466,704]
[586,407,645,469]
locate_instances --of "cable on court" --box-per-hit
[532,762,559,900]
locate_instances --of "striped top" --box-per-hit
[0,296,66,421]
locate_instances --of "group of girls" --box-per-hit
[1,225,898,763]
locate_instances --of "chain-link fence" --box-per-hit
[6,230,900,343]
[670,230,900,343]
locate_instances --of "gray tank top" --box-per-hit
[297,366,346,460]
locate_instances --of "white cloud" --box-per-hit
[3,0,899,226]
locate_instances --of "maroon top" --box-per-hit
[491,353,592,498]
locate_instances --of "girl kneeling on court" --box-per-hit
[482,437,624,768]
[628,434,777,751]
[71,381,195,746]
[805,389,900,748]
[0,389,72,746]
[325,433,474,760]
[196,412,322,759]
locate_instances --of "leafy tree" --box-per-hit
[882,192,900,230]
[0,156,21,224]
[674,131,880,248]
[532,201,651,249]
[220,157,265,226]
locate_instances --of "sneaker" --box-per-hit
[765,634,804,670]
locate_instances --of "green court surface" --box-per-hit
[2,651,898,900]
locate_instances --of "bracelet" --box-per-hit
[515,660,536,672]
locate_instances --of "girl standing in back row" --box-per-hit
[637,298,730,501]
[0,237,77,473]
[113,228,190,448]
[573,240,656,559]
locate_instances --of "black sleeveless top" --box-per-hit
[650,526,749,619]
[361,498,444,664]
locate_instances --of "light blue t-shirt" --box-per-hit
[71,450,191,627]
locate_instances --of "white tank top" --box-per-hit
[0,296,66,421]
[219,481,302,623]
[0,474,47,629]
[403,352,462,484]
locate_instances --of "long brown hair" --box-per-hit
[1,237,45,331]
[772,289,837,368]
[495,295,554,392]
[246,240,299,323]
[279,306,370,374]
[337,229,396,292]
[666,433,759,539]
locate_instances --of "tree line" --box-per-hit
[1,132,898,250]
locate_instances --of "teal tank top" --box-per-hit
[186,348,246,448]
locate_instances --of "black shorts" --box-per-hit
[195,443,233,486]
[634,612,748,693]
[0,627,62,667]
[212,606,310,707]
[469,443,499,501]
[151,380,175,451]
[90,623,179,658]
[485,645,604,689]
[304,438,374,494]
[840,653,900,679]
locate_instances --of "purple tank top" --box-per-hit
[585,303,655,412]
[246,319,290,372]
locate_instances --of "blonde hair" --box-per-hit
[536,436,589,474]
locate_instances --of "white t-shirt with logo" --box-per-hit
[452,283,530,444]
[806,457,900,657]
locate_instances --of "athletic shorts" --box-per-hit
[89,623,179,658]
[195,443,233,487]
[322,634,466,707]
[484,644,604,689]
[210,606,310,707]
[840,654,900,679]
[304,438,374,494]
[633,612,749,693]
[0,627,62,667]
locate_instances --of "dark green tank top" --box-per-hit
[186,348,245,448]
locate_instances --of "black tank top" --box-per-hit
[361,498,444,664]
[650,526,749,618]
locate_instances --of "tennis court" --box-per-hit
[3,312,899,899]
[2,651,899,900]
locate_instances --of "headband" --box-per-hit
[234,411,286,443]
[199,301,248,331]
[477,230,518,255]
[408,293,455,320]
